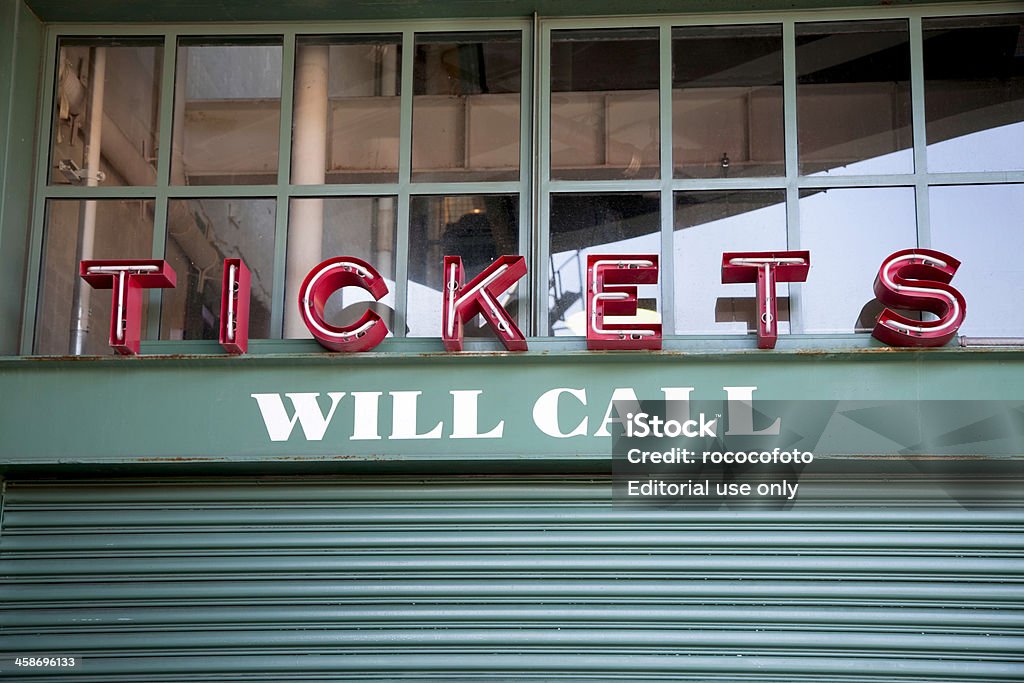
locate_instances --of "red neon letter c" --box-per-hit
[299,256,389,352]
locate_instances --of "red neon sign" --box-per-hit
[79,259,176,355]
[79,247,968,354]
[872,249,967,348]
[219,258,251,355]
[298,257,389,352]
[721,251,810,349]
[586,254,662,350]
[442,255,527,352]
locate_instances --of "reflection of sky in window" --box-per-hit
[930,185,1024,338]
[807,147,913,176]
[550,232,661,336]
[799,187,917,334]
[928,121,1024,174]
[674,199,788,335]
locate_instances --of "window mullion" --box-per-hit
[146,32,178,341]
[782,19,803,335]
[909,15,931,249]
[535,21,552,336]
[271,31,297,338]
[520,18,536,337]
[392,29,416,339]
[20,31,60,354]
[658,23,674,336]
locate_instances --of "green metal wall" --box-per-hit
[2,477,1023,681]
[0,0,43,355]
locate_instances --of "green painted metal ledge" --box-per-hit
[1,344,1021,473]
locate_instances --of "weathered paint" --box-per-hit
[2,477,1022,680]
[0,0,43,355]
[0,348,1021,466]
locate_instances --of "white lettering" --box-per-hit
[389,391,444,439]
[533,388,588,438]
[251,392,346,442]
[596,387,640,437]
[450,390,504,439]
[350,391,382,440]
[724,386,780,436]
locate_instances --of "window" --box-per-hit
[27,10,1024,353]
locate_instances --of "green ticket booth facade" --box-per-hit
[1,0,1023,679]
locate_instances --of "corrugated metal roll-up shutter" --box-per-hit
[1,477,1023,682]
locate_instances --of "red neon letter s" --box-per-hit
[721,251,810,349]
[586,254,661,350]
[299,256,389,352]
[872,248,966,347]
[79,259,177,355]
[442,255,527,351]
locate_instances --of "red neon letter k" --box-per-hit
[442,255,528,351]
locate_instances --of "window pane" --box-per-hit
[285,197,398,338]
[49,38,163,187]
[798,187,917,333]
[292,35,401,185]
[796,20,913,176]
[160,199,276,341]
[674,191,788,334]
[924,14,1024,173]
[930,185,1024,337]
[412,32,521,182]
[407,195,519,337]
[673,25,784,178]
[551,29,659,181]
[172,38,282,185]
[549,193,660,335]
[35,199,154,354]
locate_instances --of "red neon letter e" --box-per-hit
[721,251,810,349]
[299,256,389,352]
[586,254,661,350]
[79,259,177,355]
[442,255,527,351]
[872,248,966,347]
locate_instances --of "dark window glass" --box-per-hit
[673,25,784,178]
[407,195,520,336]
[412,32,522,182]
[549,193,660,335]
[551,29,660,180]
[161,199,276,341]
[796,20,913,175]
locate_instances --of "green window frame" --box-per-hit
[20,5,1024,354]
